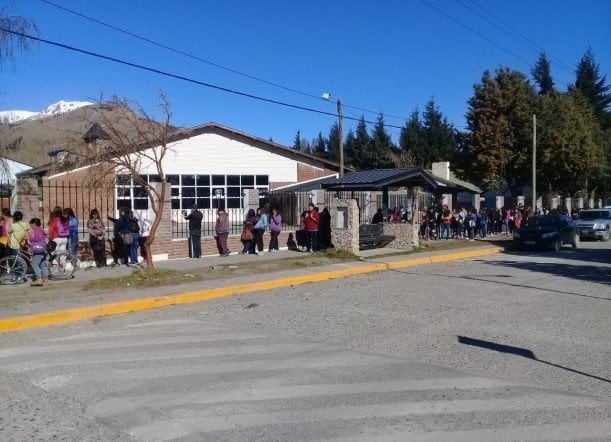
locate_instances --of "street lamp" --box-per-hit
[322,92,344,178]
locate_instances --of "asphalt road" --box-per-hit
[0,240,609,440]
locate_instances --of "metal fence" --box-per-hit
[40,180,117,240]
[171,208,246,239]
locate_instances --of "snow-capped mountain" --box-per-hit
[0,110,38,124]
[0,100,93,124]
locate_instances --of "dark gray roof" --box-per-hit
[321,168,481,193]
[82,123,111,143]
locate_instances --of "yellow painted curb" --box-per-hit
[0,246,503,333]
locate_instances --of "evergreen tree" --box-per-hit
[364,114,395,169]
[399,110,427,167]
[422,99,458,167]
[326,122,341,162]
[292,130,303,150]
[344,129,357,168]
[312,132,326,159]
[574,48,611,129]
[531,53,555,95]
[465,68,537,192]
[537,90,606,195]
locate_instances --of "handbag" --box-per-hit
[240,228,253,242]
[122,233,133,245]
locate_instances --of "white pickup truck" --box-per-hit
[575,209,611,241]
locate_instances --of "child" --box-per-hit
[28,218,49,286]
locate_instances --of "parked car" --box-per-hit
[513,214,579,251]
[575,209,611,241]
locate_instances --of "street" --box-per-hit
[0,240,609,440]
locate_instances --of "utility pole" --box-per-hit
[337,98,344,177]
[532,114,537,214]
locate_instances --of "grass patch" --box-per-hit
[319,248,359,260]
[83,267,182,291]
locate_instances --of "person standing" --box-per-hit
[87,209,107,268]
[49,206,70,253]
[440,206,452,240]
[215,208,230,256]
[64,208,79,258]
[479,208,489,238]
[7,211,28,256]
[0,208,12,257]
[135,212,152,265]
[28,218,49,286]
[465,208,477,240]
[304,203,320,253]
[268,208,282,252]
[184,205,203,258]
[126,210,140,265]
[108,207,130,266]
[241,209,257,254]
[253,207,268,254]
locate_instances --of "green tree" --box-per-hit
[399,110,425,167]
[326,122,341,162]
[537,90,606,196]
[422,99,457,167]
[362,114,395,169]
[531,53,555,95]
[292,130,303,150]
[398,102,457,169]
[312,132,326,159]
[465,68,537,192]
[573,48,611,129]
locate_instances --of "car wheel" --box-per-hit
[602,229,610,242]
[572,233,579,249]
[553,239,561,252]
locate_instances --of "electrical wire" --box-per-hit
[463,0,574,73]
[39,0,413,123]
[420,0,533,67]
[1,28,411,130]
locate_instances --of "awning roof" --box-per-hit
[321,168,478,193]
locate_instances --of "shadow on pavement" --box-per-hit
[505,244,611,266]
[457,336,611,385]
[483,256,611,286]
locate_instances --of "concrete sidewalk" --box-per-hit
[0,240,507,332]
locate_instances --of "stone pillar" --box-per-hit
[329,198,359,255]
[564,197,572,214]
[576,197,584,209]
[12,179,39,221]
[243,189,260,217]
[310,189,326,210]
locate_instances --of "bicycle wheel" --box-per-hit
[48,252,77,280]
[0,255,28,284]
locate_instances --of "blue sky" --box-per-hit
[2,0,609,146]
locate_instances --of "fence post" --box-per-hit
[243,189,259,217]
[12,179,39,221]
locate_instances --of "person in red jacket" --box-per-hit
[304,203,320,253]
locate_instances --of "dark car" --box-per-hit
[513,214,579,251]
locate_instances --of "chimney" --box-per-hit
[432,161,450,180]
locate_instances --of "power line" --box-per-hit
[420,0,533,68]
[1,28,410,130]
[39,0,412,123]
[463,0,575,73]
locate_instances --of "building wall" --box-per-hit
[137,133,301,182]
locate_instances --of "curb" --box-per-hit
[0,247,504,334]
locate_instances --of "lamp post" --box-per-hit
[322,93,344,177]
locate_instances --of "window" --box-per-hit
[116,174,269,211]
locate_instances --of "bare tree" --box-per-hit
[389,149,416,168]
[85,91,177,267]
[0,5,38,175]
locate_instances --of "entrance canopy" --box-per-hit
[321,168,476,193]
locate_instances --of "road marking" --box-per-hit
[0,247,503,333]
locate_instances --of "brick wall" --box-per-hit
[297,163,335,182]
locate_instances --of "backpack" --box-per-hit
[56,219,70,237]
[128,217,140,234]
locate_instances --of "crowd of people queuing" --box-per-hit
[0,205,153,285]
[416,205,564,241]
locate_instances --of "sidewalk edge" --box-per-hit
[0,247,503,334]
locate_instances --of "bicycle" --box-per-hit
[0,249,77,285]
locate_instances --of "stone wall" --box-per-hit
[382,222,419,250]
[329,198,359,255]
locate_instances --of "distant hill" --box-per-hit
[0,101,144,167]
